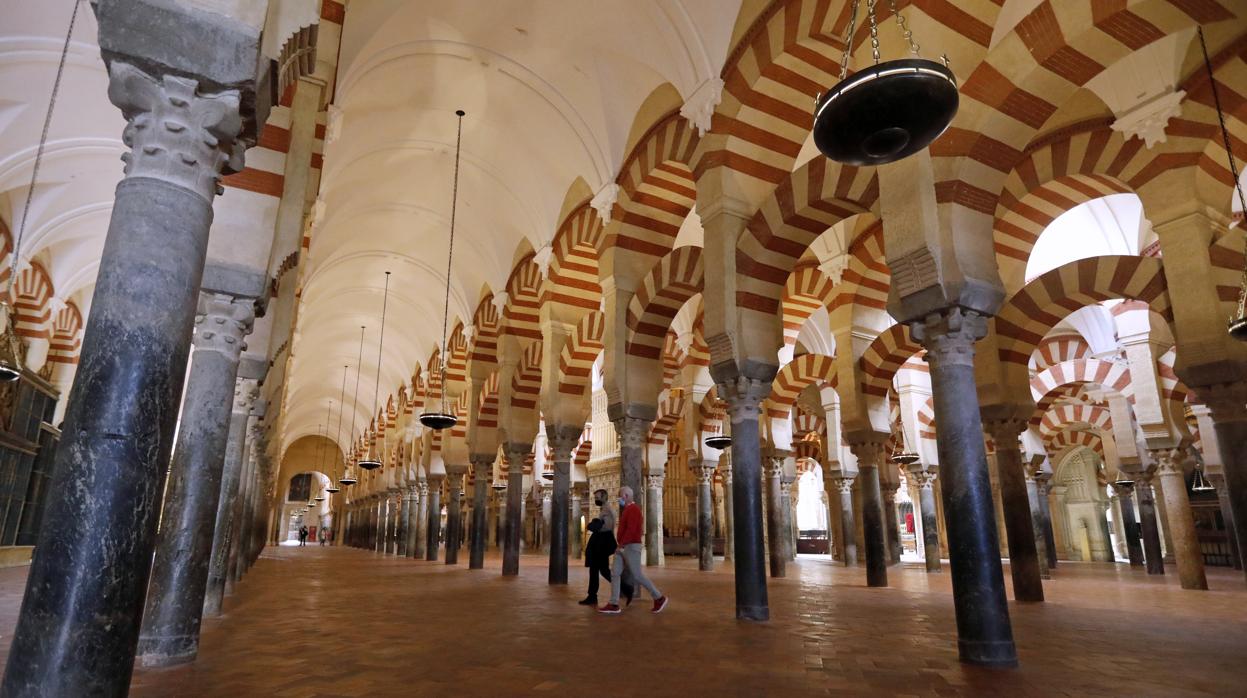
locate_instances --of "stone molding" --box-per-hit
[716,375,772,422]
[232,378,259,415]
[193,292,256,359]
[834,476,856,494]
[614,417,651,449]
[982,418,1027,449]
[546,423,583,462]
[910,307,988,369]
[107,61,245,201]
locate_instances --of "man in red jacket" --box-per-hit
[599,485,669,614]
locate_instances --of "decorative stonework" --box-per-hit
[647,473,666,490]
[680,77,724,136]
[1110,90,1184,149]
[1151,448,1185,475]
[591,183,620,224]
[910,307,988,369]
[834,476,856,494]
[107,61,245,201]
[889,247,941,299]
[694,462,715,485]
[193,293,256,360]
[716,375,771,422]
[233,378,259,414]
[848,441,885,469]
[614,417,651,449]
[546,423,583,461]
[983,419,1027,449]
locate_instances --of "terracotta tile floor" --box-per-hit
[2,547,1246,696]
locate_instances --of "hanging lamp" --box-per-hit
[335,364,359,486]
[891,451,920,466]
[316,400,341,494]
[1190,463,1216,493]
[812,0,957,166]
[705,434,732,450]
[0,2,79,380]
[420,110,467,431]
[1197,28,1247,340]
[358,272,391,470]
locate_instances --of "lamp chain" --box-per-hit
[370,271,390,459]
[439,111,465,414]
[335,365,349,474]
[886,0,920,55]
[867,0,880,64]
[838,0,860,80]
[350,325,365,462]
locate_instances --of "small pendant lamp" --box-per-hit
[1190,464,1216,493]
[336,364,359,486]
[705,434,732,450]
[315,405,340,494]
[420,110,467,431]
[1197,27,1247,340]
[358,271,391,470]
[812,0,958,166]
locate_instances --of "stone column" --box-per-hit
[848,442,888,588]
[502,444,530,576]
[764,451,788,578]
[0,33,262,693]
[1204,384,1247,580]
[371,496,382,552]
[717,376,772,621]
[397,488,410,557]
[912,470,941,573]
[137,295,255,666]
[881,481,902,565]
[386,492,399,555]
[983,420,1044,602]
[911,309,1016,666]
[414,481,429,560]
[426,475,444,561]
[546,425,577,583]
[570,484,586,560]
[646,473,666,566]
[720,455,734,562]
[445,471,464,564]
[1209,474,1242,570]
[231,451,261,582]
[1136,474,1165,575]
[1023,471,1051,577]
[204,406,259,618]
[1113,482,1144,567]
[469,455,492,569]
[614,417,652,508]
[1033,473,1058,569]
[781,474,797,561]
[540,487,552,555]
[1152,449,1207,590]
[695,460,716,571]
[834,476,858,566]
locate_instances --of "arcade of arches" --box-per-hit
[1,0,1247,695]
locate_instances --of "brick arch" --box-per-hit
[500,255,543,345]
[648,391,686,445]
[476,370,500,433]
[735,157,877,317]
[469,293,501,369]
[557,310,604,398]
[1030,358,1132,423]
[47,301,83,366]
[1031,331,1093,370]
[768,353,838,419]
[1156,347,1192,405]
[781,262,835,347]
[699,384,726,436]
[405,367,425,415]
[509,341,543,412]
[995,256,1172,366]
[1048,428,1105,461]
[1039,404,1112,443]
[860,324,922,399]
[10,262,54,340]
[574,425,593,469]
[609,110,699,262]
[544,202,604,316]
[444,321,469,387]
[423,347,444,408]
[793,408,824,439]
[917,396,936,443]
[626,245,704,361]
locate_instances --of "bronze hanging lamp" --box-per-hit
[1198,28,1247,340]
[812,0,958,166]
[1190,464,1215,493]
[358,272,391,470]
[420,110,467,431]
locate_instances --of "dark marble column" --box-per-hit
[547,425,579,584]
[911,309,1016,666]
[396,488,409,557]
[0,47,260,695]
[137,303,255,667]
[764,451,788,578]
[695,460,716,571]
[984,420,1044,602]
[1033,473,1058,569]
[1113,482,1144,567]
[1204,384,1247,581]
[849,442,888,588]
[912,470,941,572]
[716,375,772,621]
[1152,449,1207,590]
[205,410,260,619]
[613,417,652,508]
[721,456,734,562]
[502,444,530,576]
[445,472,464,564]
[413,481,429,559]
[231,451,263,582]
[645,473,665,566]
[1023,470,1051,578]
[469,455,492,569]
[834,476,858,566]
[571,484,586,559]
[426,475,444,561]
[1136,475,1165,575]
[882,482,902,565]
[1209,474,1242,570]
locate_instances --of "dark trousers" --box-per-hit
[587,556,611,600]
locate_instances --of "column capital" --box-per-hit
[834,476,856,494]
[647,473,666,489]
[232,378,259,415]
[1150,448,1186,476]
[715,375,772,422]
[909,307,988,369]
[693,461,716,485]
[982,418,1027,447]
[193,292,255,359]
[613,417,652,449]
[107,61,246,201]
[910,470,937,490]
[546,423,583,461]
[417,481,430,497]
[847,440,887,469]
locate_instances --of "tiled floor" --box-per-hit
[2,547,1246,696]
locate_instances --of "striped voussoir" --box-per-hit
[444,323,470,388]
[47,302,84,365]
[1031,331,1093,370]
[782,262,835,347]
[470,294,501,369]
[510,342,544,413]
[1030,358,1132,421]
[501,256,543,345]
[476,372,500,432]
[1039,403,1113,444]
[610,111,698,259]
[1046,428,1105,461]
[995,255,1172,366]
[860,324,923,399]
[544,203,604,313]
[648,392,687,445]
[556,311,605,398]
[574,424,593,469]
[1156,347,1192,404]
[767,353,838,421]
[626,245,703,361]
[917,397,937,443]
[10,262,54,340]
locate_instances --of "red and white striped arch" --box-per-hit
[648,391,686,446]
[544,202,604,315]
[767,353,837,420]
[609,110,699,260]
[500,256,543,346]
[1031,331,1093,370]
[1030,358,1132,421]
[1047,428,1105,461]
[557,311,605,398]
[469,293,501,370]
[859,323,922,399]
[47,301,83,366]
[781,261,835,347]
[626,245,704,361]
[9,262,54,340]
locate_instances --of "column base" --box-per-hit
[958,639,1018,668]
[735,605,770,622]
[136,636,198,668]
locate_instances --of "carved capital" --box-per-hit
[614,417,651,449]
[646,473,665,490]
[193,292,255,359]
[546,423,583,462]
[417,481,430,497]
[910,470,936,490]
[716,375,772,422]
[1150,448,1186,476]
[983,418,1027,450]
[848,440,886,470]
[910,307,988,369]
[232,378,259,414]
[834,476,856,494]
[107,61,245,200]
[693,461,716,485]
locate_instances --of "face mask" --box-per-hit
[619,497,627,506]
[594,499,603,507]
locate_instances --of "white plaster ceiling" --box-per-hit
[288,0,740,445]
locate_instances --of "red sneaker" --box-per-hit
[597,603,622,614]
[651,596,669,614]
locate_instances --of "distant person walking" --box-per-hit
[298,525,309,547]
[598,486,668,615]
[581,489,622,606]
[320,527,330,546]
